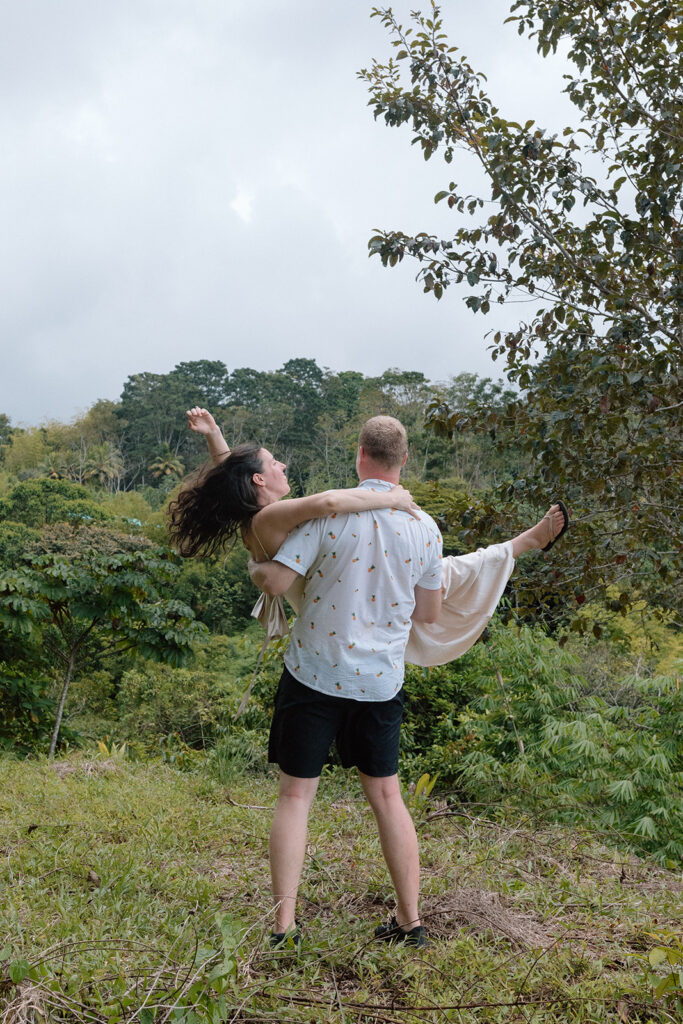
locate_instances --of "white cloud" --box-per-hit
[0,1,574,425]
[230,190,254,224]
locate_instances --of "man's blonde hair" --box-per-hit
[358,415,408,469]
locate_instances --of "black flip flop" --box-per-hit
[541,499,569,552]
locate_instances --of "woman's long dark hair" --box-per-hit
[168,443,264,557]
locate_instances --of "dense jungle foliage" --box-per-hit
[0,358,680,869]
[2,3,682,1015]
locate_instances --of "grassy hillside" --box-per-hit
[1,755,681,1023]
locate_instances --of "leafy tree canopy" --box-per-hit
[360,1,682,627]
[0,522,40,571]
[0,545,207,755]
[0,478,110,529]
[0,414,13,449]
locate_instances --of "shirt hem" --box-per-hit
[283,656,404,703]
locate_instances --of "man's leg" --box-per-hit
[358,771,420,930]
[270,770,320,933]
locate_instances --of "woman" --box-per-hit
[168,408,419,560]
[169,408,568,667]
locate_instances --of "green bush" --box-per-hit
[0,664,64,755]
[0,522,40,570]
[0,478,109,528]
[116,633,263,748]
[401,624,683,865]
[172,548,259,634]
[206,728,269,783]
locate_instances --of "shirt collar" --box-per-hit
[358,477,394,491]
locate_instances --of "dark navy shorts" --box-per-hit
[268,665,404,779]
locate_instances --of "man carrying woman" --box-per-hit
[169,408,568,947]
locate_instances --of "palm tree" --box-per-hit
[39,452,69,480]
[84,443,125,491]
[148,445,184,481]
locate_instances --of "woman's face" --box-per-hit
[255,448,290,500]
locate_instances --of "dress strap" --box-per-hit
[250,523,270,561]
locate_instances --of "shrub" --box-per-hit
[172,548,260,635]
[0,478,109,528]
[0,664,65,755]
[116,634,262,748]
[401,624,683,864]
[0,522,40,570]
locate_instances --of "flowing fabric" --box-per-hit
[250,591,290,639]
[405,542,514,666]
[250,542,515,667]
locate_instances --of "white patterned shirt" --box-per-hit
[274,479,442,701]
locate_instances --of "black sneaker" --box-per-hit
[269,923,302,949]
[374,916,430,948]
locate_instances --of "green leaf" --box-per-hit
[9,959,30,984]
[653,973,678,999]
[607,779,635,803]
[649,946,669,967]
[631,815,658,839]
[414,773,430,798]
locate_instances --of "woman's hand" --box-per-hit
[187,407,230,464]
[389,484,419,512]
[186,407,219,436]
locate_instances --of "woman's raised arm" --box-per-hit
[249,485,417,559]
[186,407,230,466]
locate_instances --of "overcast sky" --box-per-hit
[1,1,574,427]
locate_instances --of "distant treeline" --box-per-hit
[0,359,521,497]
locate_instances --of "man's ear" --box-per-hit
[401,451,408,467]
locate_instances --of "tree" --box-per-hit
[148,445,184,481]
[361,2,682,626]
[0,522,40,571]
[0,543,207,755]
[0,478,110,529]
[76,399,123,446]
[117,361,229,486]
[221,359,329,493]
[83,442,126,491]
[1,427,49,477]
[0,414,14,451]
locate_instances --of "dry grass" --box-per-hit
[1,755,681,1023]
[48,757,120,779]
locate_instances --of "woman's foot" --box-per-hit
[511,504,568,558]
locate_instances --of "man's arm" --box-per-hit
[412,584,443,624]
[249,558,299,597]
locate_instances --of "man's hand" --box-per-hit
[248,558,299,597]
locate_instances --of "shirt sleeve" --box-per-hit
[416,515,443,590]
[273,518,326,576]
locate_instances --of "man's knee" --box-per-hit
[359,772,403,811]
[276,771,319,808]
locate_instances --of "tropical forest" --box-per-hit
[1,2,681,1023]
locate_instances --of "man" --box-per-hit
[250,415,443,948]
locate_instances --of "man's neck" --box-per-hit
[358,467,401,486]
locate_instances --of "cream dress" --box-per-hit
[251,541,515,668]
